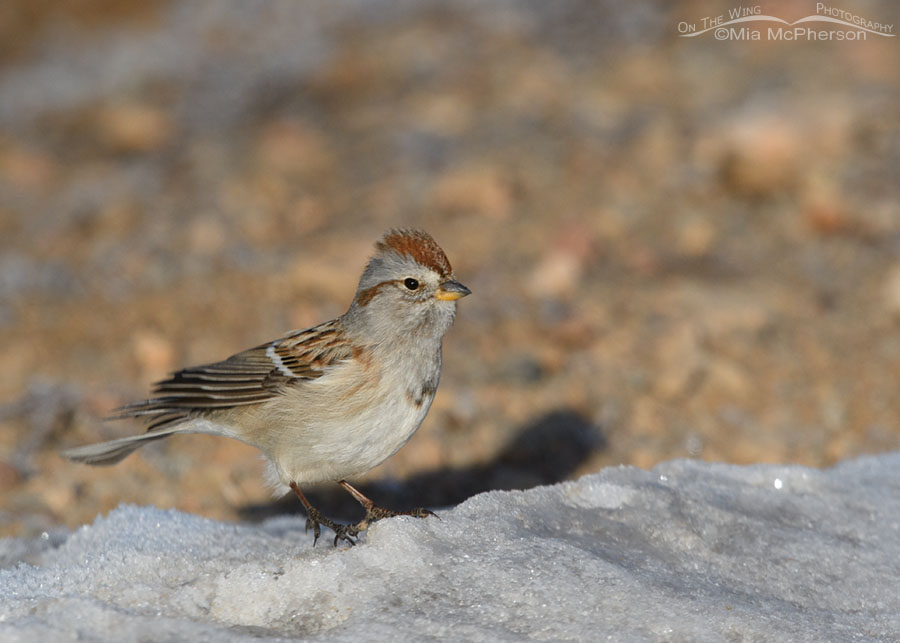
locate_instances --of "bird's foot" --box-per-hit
[353,504,438,532]
[337,479,438,532]
[304,506,360,547]
[290,481,359,547]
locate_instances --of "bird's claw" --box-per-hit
[303,509,360,547]
[305,516,322,544]
[331,524,360,547]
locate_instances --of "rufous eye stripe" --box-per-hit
[355,280,395,307]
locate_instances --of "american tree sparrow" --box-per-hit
[64,229,470,545]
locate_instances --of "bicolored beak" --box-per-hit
[434,280,471,301]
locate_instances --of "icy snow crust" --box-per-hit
[3,455,900,642]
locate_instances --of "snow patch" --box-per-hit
[3,455,900,641]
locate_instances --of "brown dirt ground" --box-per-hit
[1,0,899,536]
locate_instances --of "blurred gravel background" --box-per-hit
[1,0,899,536]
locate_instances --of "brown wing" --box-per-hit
[111,319,351,430]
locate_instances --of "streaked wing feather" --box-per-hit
[110,319,352,430]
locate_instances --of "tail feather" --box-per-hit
[61,426,183,466]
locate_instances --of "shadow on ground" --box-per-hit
[238,408,605,523]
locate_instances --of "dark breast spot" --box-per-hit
[406,378,438,408]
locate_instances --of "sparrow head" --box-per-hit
[347,228,470,340]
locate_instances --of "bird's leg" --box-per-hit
[338,480,437,532]
[289,481,358,547]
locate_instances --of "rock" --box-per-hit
[99,103,173,154]
[132,330,175,383]
[718,114,802,197]
[529,222,597,298]
[677,216,717,258]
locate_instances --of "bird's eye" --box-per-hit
[403,278,420,291]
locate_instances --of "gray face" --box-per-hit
[347,252,458,343]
